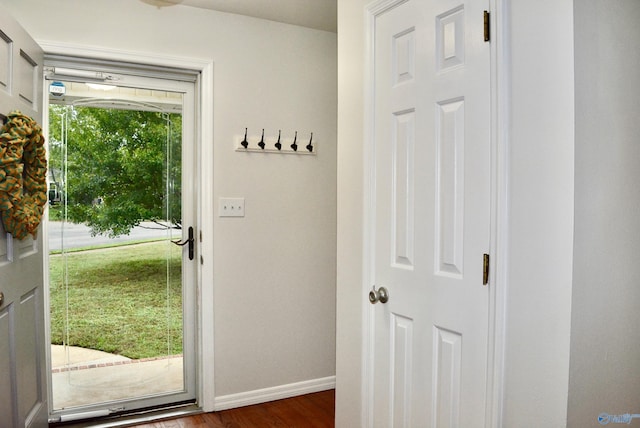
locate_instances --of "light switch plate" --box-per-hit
[219,197,245,217]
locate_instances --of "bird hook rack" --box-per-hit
[236,128,316,155]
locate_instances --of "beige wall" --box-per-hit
[1,0,337,401]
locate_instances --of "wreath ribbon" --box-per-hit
[0,111,47,240]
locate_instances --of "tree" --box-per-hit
[48,105,182,237]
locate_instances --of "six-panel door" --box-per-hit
[370,0,491,426]
[0,7,47,428]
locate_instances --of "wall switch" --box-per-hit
[219,197,245,217]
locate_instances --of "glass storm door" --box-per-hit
[45,70,197,422]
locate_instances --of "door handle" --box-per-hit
[172,226,194,260]
[369,286,389,304]
[0,291,3,306]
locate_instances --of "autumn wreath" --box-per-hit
[0,111,47,240]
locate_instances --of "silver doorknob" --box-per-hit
[369,286,389,304]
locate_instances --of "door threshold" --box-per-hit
[49,401,200,428]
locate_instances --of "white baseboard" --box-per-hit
[213,376,336,411]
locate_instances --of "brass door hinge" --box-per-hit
[483,253,490,285]
[484,11,490,42]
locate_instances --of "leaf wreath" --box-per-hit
[0,111,47,240]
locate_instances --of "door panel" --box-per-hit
[0,7,47,427]
[370,0,491,426]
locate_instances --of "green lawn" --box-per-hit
[49,241,183,360]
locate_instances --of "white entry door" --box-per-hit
[0,7,48,428]
[368,0,491,426]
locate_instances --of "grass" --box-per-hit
[48,237,165,255]
[49,241,183,360]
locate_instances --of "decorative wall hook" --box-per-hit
[241,128,249,149]
[306,133,313,152]
[236,128,316,155]
[275,130,282,151]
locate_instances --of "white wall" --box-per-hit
[335,0,368,426]
[569,1,640,426]
[502,1,575,426]
[0,0,337,401]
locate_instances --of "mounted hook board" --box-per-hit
[234,128,317,155]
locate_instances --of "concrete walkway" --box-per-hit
[52,345,130,370]
[51,345,183,410]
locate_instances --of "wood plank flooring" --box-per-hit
[130,390,335,428]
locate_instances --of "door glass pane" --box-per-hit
[48,82,185,410]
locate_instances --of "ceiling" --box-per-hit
[139,0,337,33]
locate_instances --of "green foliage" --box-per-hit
[49,105,182,237]
[48,204,63,221]
[49,241,183,359]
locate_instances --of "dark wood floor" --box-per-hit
[130,390,335,428]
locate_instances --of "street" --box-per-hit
[47,221,179,251]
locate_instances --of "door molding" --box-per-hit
[361,0,510,426]
[38,41,216,413]
[485,1,509,426]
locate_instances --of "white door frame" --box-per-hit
[361,0,510,426]
[38,42,216,413]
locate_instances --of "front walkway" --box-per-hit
[51,345,183,409]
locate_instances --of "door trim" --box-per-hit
[38,42,216,413]
[485,1,509,426]
[361,1,509,426]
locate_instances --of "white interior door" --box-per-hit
[368,0,491,426]
[0,7,48,428]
